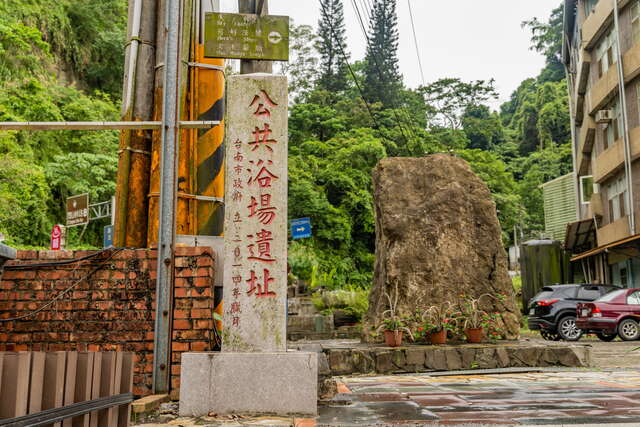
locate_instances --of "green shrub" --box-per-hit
[311,286,370,321]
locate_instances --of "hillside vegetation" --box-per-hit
[0,2,571,291]
[0,0,125,246]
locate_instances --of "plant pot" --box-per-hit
[430,329,447,345]
[384,330,403,347]
[465,327,483,343]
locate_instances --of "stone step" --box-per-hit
[287,314,334,333]
[288,297,321,316]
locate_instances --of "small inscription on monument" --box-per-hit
[223,74,288,352]
[204,13,289,61]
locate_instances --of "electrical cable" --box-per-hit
[350,0,416,143]
[319,0,380,130]
[351,0,369,39]
[3,248,115,270]
[352,0,417,142]
[407,0,426,87]
[0,249,123,322]
[358,0,371,24]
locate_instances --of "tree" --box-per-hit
[419,78,498,129]
[363,0,402,108]
[512,143,573,233]
[461,105,506,151]
[504,79,570,155]
[522,3,565,83]
[316,0,349,94]
[279,23,319,102]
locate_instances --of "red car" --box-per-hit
[576,288,640,341]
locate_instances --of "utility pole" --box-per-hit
[613,0,636,236]
[238,0,273,74]
[153,0,182,394]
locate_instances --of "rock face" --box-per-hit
[364,155,521,340]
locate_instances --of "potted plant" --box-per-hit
[483,311,506,343]
[458,294,490,344]
[376,282,413,347]
[422,302,457,345]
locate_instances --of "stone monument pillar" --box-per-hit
[179,74,317,417]
[222,74,288,352]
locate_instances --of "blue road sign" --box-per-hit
[103,225,114,248]
[291,218,312,240]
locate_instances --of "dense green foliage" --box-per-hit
[286,1,572,288]
[0,0,572,292]
[363,0,402,108]
[0,0,125,247]
[317,0,350,94]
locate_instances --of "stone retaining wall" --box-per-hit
[293,343,593,377]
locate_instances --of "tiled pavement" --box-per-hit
[318,369,640,425]
[137,369,640,426]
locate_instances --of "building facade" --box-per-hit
[564,0,640,287]
[542,172,579,241]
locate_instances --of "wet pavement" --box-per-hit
[136,368,640,426]
[319,369,640,425]
[135,338,640,426]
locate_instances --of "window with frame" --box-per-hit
[595,30,617,78]
[603,98,622,150]
[607,176,628,223]
[581,175,595,204]
[585,0,598,16]
[620,267,629,287]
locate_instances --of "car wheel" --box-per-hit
[595,332,617,342]
[540,330,559,341]
[618,319,640,341]
[557,316,583,341]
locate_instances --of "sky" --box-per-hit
[220,0,561,110]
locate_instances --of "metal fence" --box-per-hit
[0,351,133,426]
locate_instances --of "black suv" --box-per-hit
[528,284,620,341]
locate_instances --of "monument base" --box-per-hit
[179,352,318,417]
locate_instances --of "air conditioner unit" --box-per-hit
[596,110,613,124]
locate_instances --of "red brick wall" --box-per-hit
[0,246,216,397]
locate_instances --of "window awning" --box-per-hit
[564,218,596,254]
[571,233,640,262]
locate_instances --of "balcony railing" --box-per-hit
[597,215,631,246]
[587,13,640,115]
[582,0,633,49]
[594,127,640,183]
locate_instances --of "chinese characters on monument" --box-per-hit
[223,75,288,352]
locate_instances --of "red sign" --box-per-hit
[51,225,62,250]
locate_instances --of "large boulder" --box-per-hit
[363,155,521,340]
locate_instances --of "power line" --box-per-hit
[351,0,370,41]
[358,0,371,23]
[0,249,123,322]
[407,0,426,86]
[318,0,379,130]
[350,0,417,143]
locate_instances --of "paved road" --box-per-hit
[318,369,640,425]
[136,338,640,426]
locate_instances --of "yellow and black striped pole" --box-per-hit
[193,46,225,237]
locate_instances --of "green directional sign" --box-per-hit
[204,13,289,61]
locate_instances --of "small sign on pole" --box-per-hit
[291,218,312,240]
[66,194,90,227]
[204,13,289,61]
[50,224,66,250]
[103,225,114,248]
